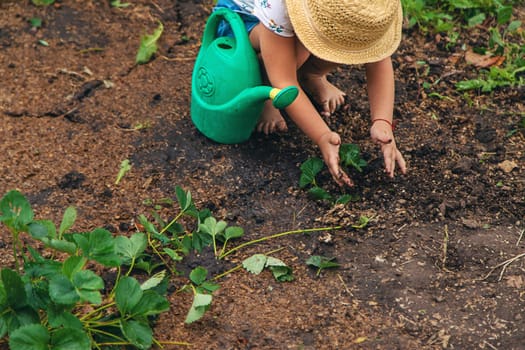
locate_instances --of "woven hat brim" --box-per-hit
[285,0,403,65]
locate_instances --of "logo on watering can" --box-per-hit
[195,66,215,97]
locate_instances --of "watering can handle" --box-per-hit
[201,8,252,60]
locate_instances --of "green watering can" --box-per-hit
[191,8,299,144]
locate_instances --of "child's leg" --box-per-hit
[298,56,346,118]
[250,24,310,134]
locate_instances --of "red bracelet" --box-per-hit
[372,118,396,130]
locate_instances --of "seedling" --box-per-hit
[184,267,219,323]
[299,143,366,204]
[306,255,340,276]
[115,159,132,185]
[352,215,372,229]
[136,21,164,65]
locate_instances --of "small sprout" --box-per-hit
[28,17,42,28]
[115,159,132,185]
[110,0,131,8]
[136,21,164,65]
[352,215,372,229]
[38,40,49,47]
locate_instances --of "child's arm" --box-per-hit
[365,57,407,177]
[254,26,352,186]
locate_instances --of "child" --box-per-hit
[214,0,407,186]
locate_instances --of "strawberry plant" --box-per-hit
[299,143,366,204]
[0,190,174,349]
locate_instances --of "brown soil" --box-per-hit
[1,1,524,349]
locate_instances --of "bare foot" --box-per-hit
[256,100,288,134]
[300,73,346,117]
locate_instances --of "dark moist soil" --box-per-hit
[1,1,524,349]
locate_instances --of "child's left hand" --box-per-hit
[370,121,407,177]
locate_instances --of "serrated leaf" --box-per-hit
[224,226,244,240]
[115,276,142,315]
[115,159,132,185]
[242,254,267,275]
[308,186,333,201]
[62,256,87,279]
[265,256,287,267]
[121,319,153,350]
[185,293,212,324]
[189,266,208,285]
[0,190,33,231]
[140,270,166,291]
[1,268,27,307]
[50,327,91,350]
[49,274,79,305]
[136,21,163,65]
[299,157,324,187]
[58,206,77,237]
[130,290,170,316]
[8,324,49,350]
[114,232,147,263]
[269,265,294,282]
[28,220,55,240]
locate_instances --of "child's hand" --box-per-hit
[317,131,353,187]
[370,121,407,177]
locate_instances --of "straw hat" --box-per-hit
[285,0,403,64]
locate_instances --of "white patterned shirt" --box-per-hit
[231,0,294,37]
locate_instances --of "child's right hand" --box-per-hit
[317,131,353,187]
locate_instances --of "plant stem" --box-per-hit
[159,210,185,235]
[219,226,341,259]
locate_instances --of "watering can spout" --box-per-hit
[221,85,298,112]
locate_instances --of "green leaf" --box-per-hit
[28,220,55,240]
[9,324,49,350]
[47,307,83,329]
[497,5,513,25]
[306,255,340,274]
[467,13,485,27]
[32,0,54,5]
[110,0,131,7]
[115,159,132,185]
[224,226,244,241]
[299,157,324,188]
[59,206,77,237]
[136,21,164,65]
[335,194,352,205]
[62,256,86,279]
[28,17,42,28]
[340,143,367,172]
[51,327,91,350]
[120,319,153,350]
[140,270,166,291]
[115,232,147,264]
[49,238,77,254]
[72,270,104,291]
[0,190,33,231]
[308,186,333,201]
[185,293,212,324]
[199,281,220,293]
[352,215,371,229]
[49,274,79,305]
[1,268,27,307]
[189,266,208,285]
[199,217,227,238]
[115,276,143,315]
[73,229,121,267]
[163,247,183,262]
[242,254,267,275]
[175,186,193,212]
[130,290,170,316]
[269,265,294,282]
